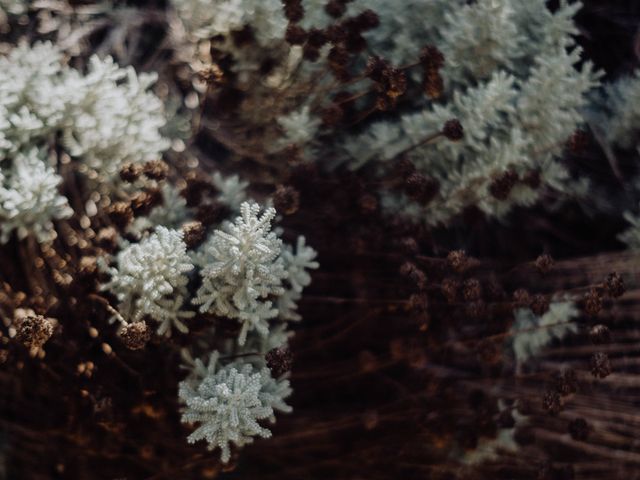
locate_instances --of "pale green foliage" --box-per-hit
[178,351,292,463]
[509,300,579,372]
[596,72,640,248]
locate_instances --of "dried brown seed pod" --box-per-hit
[442,119,464,141]
[589,324,611,345]
[78,256,98,278]
[419,45,445,71]
[604,272,625,298]
[535,253,554,274]
[512,288,531,309]
[325,0,347,18]
[358,194,378,214]
[108,202,134,230]
[590,352,611,379]
[441,277,459,304]
[488,170,519,200]
[15,315,55,350]
[583,288,603,317]
[542,389,562,416]
[130,189,163,217]
[265,347,293,377]
[400,262,426,290]
[447,249,468,272]
[196,203,231,227]
[273,185,300,216]
[530,294,550,316]
[96,226,118,251]
[407,293,429,316]
[182,221,206,249]
[404,173,439,204]
[567,129,590,154]
[321,103,344,126]
[120,322,151,351]
[285,24,307,45]
[462,278,482,301]
[423,70,444,99]
[142,160,169,181]
[552,368,578,396]
[119,162,143,183]
[568,418,589,441]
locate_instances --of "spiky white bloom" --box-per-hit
[100,227,195,336]
[0,149,73,243]
[277,106,321,146]
[509,300,579,372]
[179,351,291,463]
[212,172,248,212]
[193,202,287,345]
[0,42,169,179]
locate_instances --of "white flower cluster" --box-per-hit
[101,182,318,340]
[179,351,291,463]
[342,0,600,225]
[99,186,316,459]
[0,41,169,243]
[0,149,72,243]
[193,202,318,345]
[99,227,195,336]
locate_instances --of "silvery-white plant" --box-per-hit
[178,350,292,463]
[595,71,640,249]
[0,41,169,243]
[172,0,601,226]
[99,226,195,336]
[100,191,317,459]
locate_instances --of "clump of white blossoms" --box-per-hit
[99,227,195,336]
[0,41,169,243]
[193,202,287,345]
[178,351,292,463]
[0,149,72,243]
[99,184,317,459]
